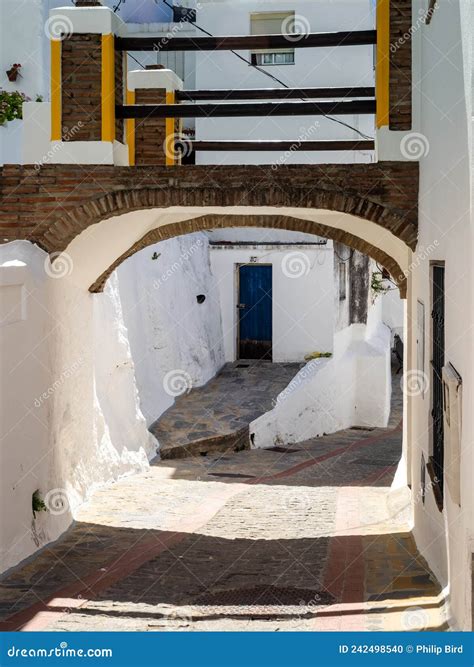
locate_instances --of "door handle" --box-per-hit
[237,303,247,309]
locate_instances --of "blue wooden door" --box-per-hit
[238,265,272,360]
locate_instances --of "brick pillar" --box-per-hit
[127,68,183,166]
[49,3,125,157]
[389,0,412,130]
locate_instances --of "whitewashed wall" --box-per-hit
[0,233,225,573]
[195,0,375,165]
[116,232,225,426]
[209,236,334,362]
[409,0,473,629]
[250,298,392,447]
[0,242,61,573]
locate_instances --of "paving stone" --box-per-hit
[0,371,449,632]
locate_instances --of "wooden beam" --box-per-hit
[176,87,376,101]
[116,30,377,52]
[116,99,376,119]
[187,140,375,151]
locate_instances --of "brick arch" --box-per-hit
[88,214,408,298]
[20,162,419,252]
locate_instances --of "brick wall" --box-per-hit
[390,0,413,131]
[0,162,418,251]
[134,89,167,165]
[61,34,102,141]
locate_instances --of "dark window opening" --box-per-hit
[339,262,347,301]
[429,263,445,510]
[173,6,197,22]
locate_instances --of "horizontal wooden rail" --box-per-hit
[116,30,377,52]
[186,140,375,151]
[176,87,376,101]
[116,99,376,119]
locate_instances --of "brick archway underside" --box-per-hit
[89,213,408,297]
[0,162,418,253]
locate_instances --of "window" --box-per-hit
[428,263,445,510]
[250,12,295,67]
[339,262,347,301]
[251,52,295,66]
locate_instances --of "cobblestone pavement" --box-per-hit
[0,374,449,632]
[150,361,302,459]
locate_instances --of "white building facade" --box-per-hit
[194,0,375,165]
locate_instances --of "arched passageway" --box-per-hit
[58,205,412,299]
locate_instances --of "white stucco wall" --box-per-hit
[194,0,375,166]
[408,0,473,629]
[381,287,404,344]
[116,232,225,426]
[0,241,156,573]
[250,299,392,448]
[0,232,229,573]
[209,234,334,362]
[0,242,63,573]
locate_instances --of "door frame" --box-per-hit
[236,262,273,361]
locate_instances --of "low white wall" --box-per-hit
[381,287,404,344]
[116,232,225,426]
[250,304,392,448]
[209,241,334,362]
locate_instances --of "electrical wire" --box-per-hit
[113,0,125,13]
[161,0,374,141]
[334,246,353,262]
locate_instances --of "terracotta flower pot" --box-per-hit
[6,64,21,82]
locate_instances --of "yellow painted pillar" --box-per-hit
[126,89,135,166]
[50,39,62,141]
[376,0,390,128]
[165,91,176,166]
[101,33,115,142]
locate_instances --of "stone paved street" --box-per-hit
[150,361,302,459]
[0,374,448,632]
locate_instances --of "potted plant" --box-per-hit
[6,63,22,82]
[0,89,29,126]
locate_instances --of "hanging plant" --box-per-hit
[371,271,390,302]
[6,63,22,82]
[0,89,29,126]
